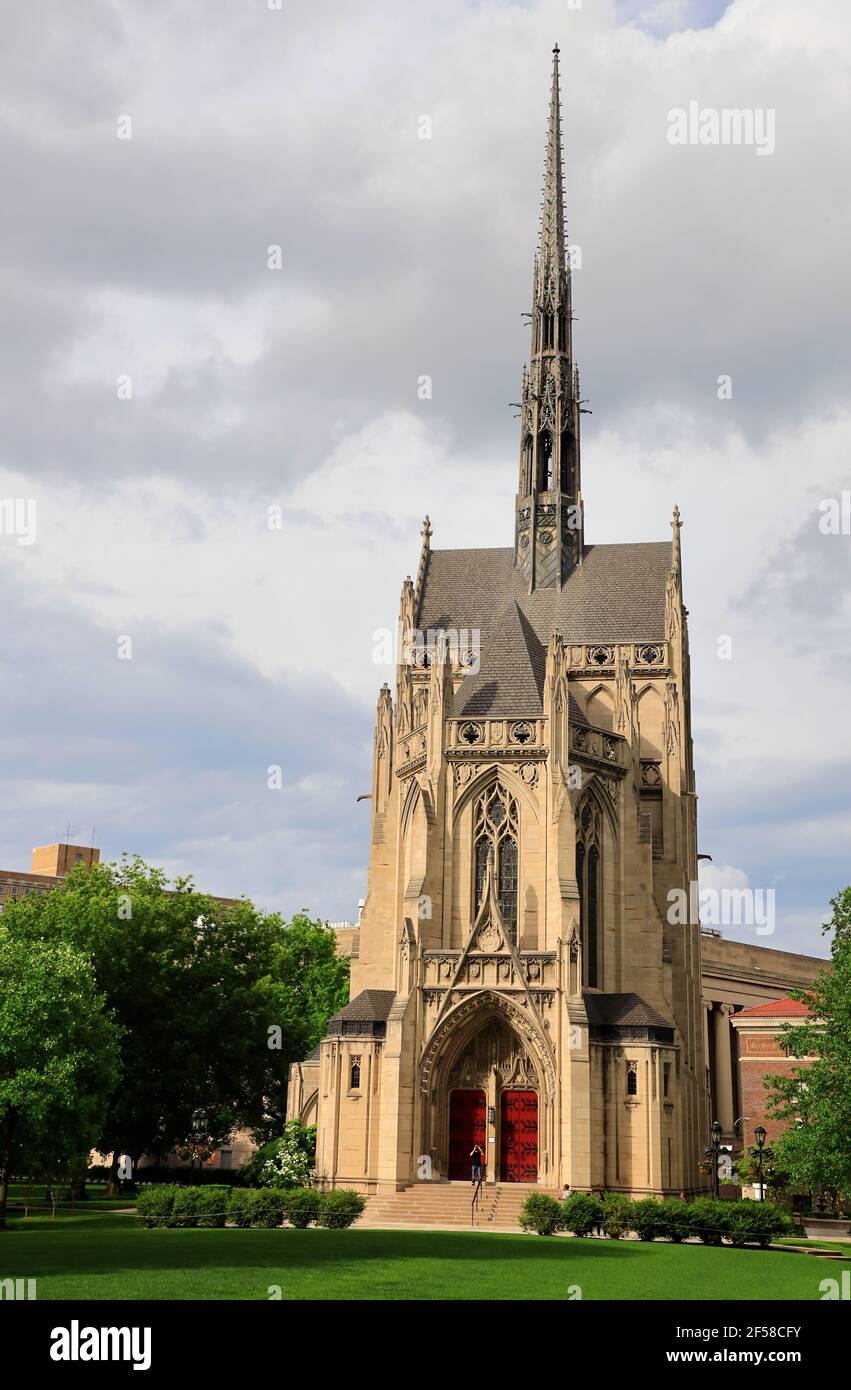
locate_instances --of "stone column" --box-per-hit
[712,1004,735,1137]
[702,999,712,1097]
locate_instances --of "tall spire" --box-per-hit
[538,44,568,315]
[514,46,583,592]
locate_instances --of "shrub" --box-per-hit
[727,1200,793,1248]
[136,1184,180,1228]
[249,1189,287,1229]
[227,1189,254,1228]
[170,1186,230,1229]
[601,1192,634,1239]
[318,1189,367,1230]
[284,1187,321,1228]
[519,1193,563,1236]
[658,1198,691,1243]
[689,1197,729,1246]
[560,1192,603,1237]
[631,1197,666,1242]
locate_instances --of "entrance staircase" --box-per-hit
[358,1182,560,1231]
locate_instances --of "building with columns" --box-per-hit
[700,933,826,1145]
[290,48,711,1201]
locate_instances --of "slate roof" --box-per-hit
[453,600,546,718]
[583,991,674,1030]
[327,989,396,1026]
[417,542,671,717]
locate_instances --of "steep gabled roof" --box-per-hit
[452,599,545,718]
[417,541,670,715]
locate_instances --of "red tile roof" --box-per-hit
[735,997,814,1020]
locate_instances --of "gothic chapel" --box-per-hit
[289,49,709,1198]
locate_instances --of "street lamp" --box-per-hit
[704,1119,723,1197]
[190,1109,208,1174]
[747,1124,774,1202]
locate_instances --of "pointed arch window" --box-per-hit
[537,431,553,491]
[540,308,555,352]
[576,796,601,988]
[560,431,575,495]
[473,786,520,944]
[523,435,534,495]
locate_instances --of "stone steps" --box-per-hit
[357,1183,559,1230]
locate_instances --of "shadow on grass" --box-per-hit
[2,1225,649,1280]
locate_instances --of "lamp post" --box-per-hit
[747,1123,774,1202]
[190,1109,208,1174]
[704,1119,723,1197]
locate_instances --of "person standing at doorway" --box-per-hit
[470,1143,485,1185]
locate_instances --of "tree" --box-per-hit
[0,931,121,1227]
[4,859,349,1182]
[766,886,851,1203]
[250,913,349,1142]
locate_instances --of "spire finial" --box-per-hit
[671,505,682,575]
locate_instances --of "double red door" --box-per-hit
[448,1089,486,1180]
[500,1090,538,1182]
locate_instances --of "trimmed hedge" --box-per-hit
[171,1186,231,1229]
[519,1193,563,1236]
[284,1188,322,1228]
[688,1197,729,1246]
[137,1184,327,1229]
[518,1192,792,1247]
[317,1189,366,1229]
[601,1192,632,1240]
[560,1193,603,1237]
[136,1184,179,1228]
[249,1189,288,1229]
[226,1189,255,1229]
[727,1201,793,1248]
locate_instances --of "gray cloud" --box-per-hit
[0,0,849,949]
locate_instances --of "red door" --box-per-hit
[500,1090,538,1182]
[448,1089,486,1180]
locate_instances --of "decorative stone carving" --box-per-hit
[459,721,484,746]
[514,762,539,786]
[641,760,662,787]
[635,643,664,666]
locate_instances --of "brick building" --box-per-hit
[731,997,816,1145]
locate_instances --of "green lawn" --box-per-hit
[2,1205,849,1299]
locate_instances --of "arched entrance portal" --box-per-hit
[428,1013,544,1182]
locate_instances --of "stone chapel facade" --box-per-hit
[289,48,709,1196]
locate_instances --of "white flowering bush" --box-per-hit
[256,1121,316,1189]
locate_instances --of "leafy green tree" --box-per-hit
[0,931,121,1227]
[4,859,349,1183]
[249,913,349,1142]
[766,887,851,1203]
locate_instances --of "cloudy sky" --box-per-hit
[1,0,848,958]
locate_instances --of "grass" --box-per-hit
[1,1205,850,1300]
